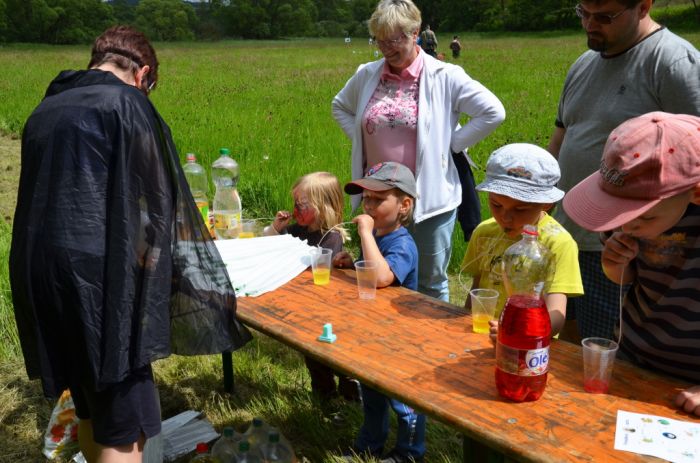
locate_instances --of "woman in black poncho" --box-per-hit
[10,26,250,462]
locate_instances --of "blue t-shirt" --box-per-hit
[361,226,418,290]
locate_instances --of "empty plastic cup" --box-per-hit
[310,247,332,285]
[355,260,377,299]
[581,337,619,393]
[469,288,499,334]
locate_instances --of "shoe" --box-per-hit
[339,377,363,404]
[379,449,424,463]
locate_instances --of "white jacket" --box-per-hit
[332,50,505,223]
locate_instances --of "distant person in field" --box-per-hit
[547,0,700,343]
[332,0,505,302]
[419,24,437,57]
[263,172,359,405]
[449,35,462,59]
[10,25,250,463]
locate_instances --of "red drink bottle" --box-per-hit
[495,225,552,402]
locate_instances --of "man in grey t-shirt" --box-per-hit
[547,0,700,342]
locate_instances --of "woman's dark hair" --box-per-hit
[88,25,159,92]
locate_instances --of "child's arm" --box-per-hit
[354,214,396,288]
[675,385,700,417]
[544,292,567,337]
[601,232,638,285]
[263,210,292,236]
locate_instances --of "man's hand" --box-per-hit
[675,385,700,417]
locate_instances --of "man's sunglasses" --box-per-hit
[574,3,629,25]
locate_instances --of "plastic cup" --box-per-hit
[469,288,499,334]
[310,247,332,285]
[239,219,260,239]
[581,337,619,393]
[355,260,378,299]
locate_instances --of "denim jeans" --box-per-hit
[409,209,457,302]
[355,384,426,458]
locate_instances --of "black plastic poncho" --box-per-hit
[10,70,251,398]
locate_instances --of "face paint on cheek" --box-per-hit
[294,207,316,226]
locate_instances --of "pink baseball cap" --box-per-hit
[563,111,700,232]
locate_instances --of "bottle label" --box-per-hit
[195,200,209,226]
[214,212,241,230]
[496,343,549,376]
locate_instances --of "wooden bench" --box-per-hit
[228,268,698,462]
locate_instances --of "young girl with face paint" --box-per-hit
[263,172,359,402]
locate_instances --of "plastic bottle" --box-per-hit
[259,430,294,463]
[241,418,269,450]
[190,442,221,462]
[211,427,240,463]
[182,152,210,228]
[212,148,242,239]
[495,224,552,402]
[233,440,262,463]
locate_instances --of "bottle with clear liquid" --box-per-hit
[259,430,294,463]
[182,153,211,230]
[495,224,552,402]
[212,148,242,239]
[242,417,269,450]
[211,426,241,463]
[234,440,261,463]
[190,442,221,462]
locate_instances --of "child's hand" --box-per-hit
[675,385,700,417]
[272,210,292,232]
[602,232,639,268]
[353,214,374,236]
[333,251,354,269]
[488,320,499,346]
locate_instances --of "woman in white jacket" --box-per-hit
[332,0,505,302]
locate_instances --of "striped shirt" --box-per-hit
[620,203,700,382]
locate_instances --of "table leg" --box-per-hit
[222,351,234,393]
[463,435,511,463]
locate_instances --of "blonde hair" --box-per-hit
[368,0,422,40]
[292,172,349,241]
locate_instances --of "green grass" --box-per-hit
[1,31,699,462]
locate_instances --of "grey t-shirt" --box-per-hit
[555,28,700,251]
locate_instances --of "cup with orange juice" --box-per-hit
[310,247,332,285]
[239,219,261,239]
[469,288,499,334]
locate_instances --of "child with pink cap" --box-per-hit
[563,111,700,417]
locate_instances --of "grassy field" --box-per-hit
[1,29,699,462]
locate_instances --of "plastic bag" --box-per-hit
[43,390,79,460]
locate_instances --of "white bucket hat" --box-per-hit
[476,143,564,203]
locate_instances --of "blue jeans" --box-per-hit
[409,209,456,302]
[355,384,426,458]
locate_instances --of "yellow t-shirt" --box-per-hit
[461,213,584,317]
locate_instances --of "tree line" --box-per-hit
[0,0,696,44]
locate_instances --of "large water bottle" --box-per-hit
[211,427,240,463]
[259,430,294,463]
[495,224,552,402]
[182,153,210,228]
[242,418,269,450]
[233,440,262,463]
[212,148,242,239]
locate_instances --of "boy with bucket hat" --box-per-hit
[461,143,583,342]
[563,111,700,417]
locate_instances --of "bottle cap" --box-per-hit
[522,224,538,236]
[195,442,208,453]
[186,153,197,162]
[219,148,230,156]
[239,440,250,451]
[268,431,280,443]
[222,426,234,438]
[252,417,264,427]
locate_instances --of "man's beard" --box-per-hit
[587,34,607,52]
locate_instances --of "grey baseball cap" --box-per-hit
[345,161,418,198]
[476,143,564,203]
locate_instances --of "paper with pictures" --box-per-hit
[215,234,314,297]
[615,410,700,462]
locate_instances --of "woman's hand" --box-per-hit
[333,251,354,269]
[353,214,375,237]
[489,320,499,346]
[272,210,292,232]
[675,385,700,417]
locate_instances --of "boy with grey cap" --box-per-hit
[461,143,584,343]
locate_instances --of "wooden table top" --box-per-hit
[236,268,698,463]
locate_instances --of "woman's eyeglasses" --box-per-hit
[373,34,408,49]
[574,3,629,25]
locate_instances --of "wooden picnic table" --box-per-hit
[233,267,698,462]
